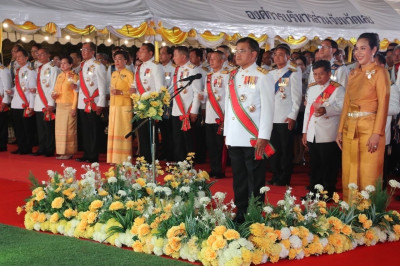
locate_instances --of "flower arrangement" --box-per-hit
[130,86,170,122]
[18,158,400,265]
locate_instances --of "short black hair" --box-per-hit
[61,55,74,65]
[296,55,307,66]
[358,32,380,50]
[142,43,155,55]
[31,43,42,50]
[236,37,260,56]
[83,42,96,52]
[211,50,225,60]
[190,48,203,61]
[275,43,291,55]
[312,60,331,73]
[70,51,83,60]
[160,46,173,56]
[113,50,129,61]
[175,46,189,58]
[17,48,29,58]
[374,52,386,65]
[323,39,338,50]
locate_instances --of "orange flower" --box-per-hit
[213,225,227,235]
[136,178,146,187]
[168,237,182,252]
[223,229,240,240]
[332,192,340,203]
[16,206,23,215]
[211,236,227,251]
[51,197,64,209]
[50,213,59,223]
[358,214,368,224]
[35,190,46,201]
[109,201,124,211]
[341,225,352,235]
[138,224,150,238]
[393,224,400,235]
[89,200,103,212]
[132,240,144,252]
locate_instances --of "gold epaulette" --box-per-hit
[188,63,195,69]
[257,66,268,74]
[288,67,297,72]
[207,72,213,76]
[334,61,343,66]
[152,60,159,64]
[0,65,4,70]
[172,63,177,67]
[221,70,229,74]
[229,66,239,72]
[50,62,55,67]
[28,66,34,70]
[308,82,318,88]
[202,66,209,72]
[330,80,341,87]
[228,62,235,67]
[290,61,297,68]
[94,60,101,65]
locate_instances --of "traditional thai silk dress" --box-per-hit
[107,68,134,164]
[338,63,390,201]
[54,71,78,155]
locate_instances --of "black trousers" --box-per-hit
[307,140,340,196]
[193,111,207,163]
[12,108,35,154]
[136,119,152,162]
[269,123,294,185]
[78,109,102,161]
[172,115,194,162]
[205,123,224,175]
[158,117,174,161]
[0,111,8,149]
[229,146,267,215]
[35,112,55,155]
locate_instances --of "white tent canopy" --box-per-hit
[1,0,400,47]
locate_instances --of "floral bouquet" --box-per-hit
[130,86,170,123]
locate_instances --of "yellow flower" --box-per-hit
[332,192,340,203]
[150,100,160,107]
[104,167,115,178]
[130,93,140,102]
[168,237,182,252]
[138,103,146,110]
[319,207,327,215]
[150,91,159,99]
[393,224,400,235]
[358,214,368,224]
[213,225,227,235]
[136,178,146,187]
[66,177,74,184]
[32,187,43,195]
[164,174,175,182]
[146,187,154,195]
[317,201,326,208]
[87,212,97,224]
[37,212,46,223]
[341,225,352,235]
[146,107,157,117]
[109,201,124,211]
[67,192,76,200]
[16,206,23,215]
[363,220,372,229]
[384,215,393,222]
[89,200,103,212]
[223,229,240,240]
[35,190,46,201]
[63,208,77,218]
[98,189,109,196]
[138,224,150,238]
[50,213,59,223]
[132,240,144,252]
[51,197,65,209]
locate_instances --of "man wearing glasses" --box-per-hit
[76,42,107,163]
[309,39,349,88]
[224,37,275,223]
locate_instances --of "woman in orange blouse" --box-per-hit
[107,50,134,164]
[337,33,390,201]
[52,56,78,159]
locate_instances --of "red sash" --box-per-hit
[173,66,191,131]
[15,68,33,117]
[79,61,99,113]
[135,64,146,95]
[306,83,337,131]
[0,95,9,112]
[206,73,224,134]
[228,69,275,159]
[37,65,55,121]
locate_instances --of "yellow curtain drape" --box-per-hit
[157,27,188,45]
[65,24,96,35]
[3,19,40,31]
[43,22,57,35]
[200,31,225,42]
[277,35,308,46]
[248,33,268,44]
[115,23,148,38]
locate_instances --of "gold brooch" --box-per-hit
[239,94,247,102]
[366,70,376,80]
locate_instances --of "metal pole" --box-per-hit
[151,118,156,183]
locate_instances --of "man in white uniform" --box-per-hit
[0,62,12,151]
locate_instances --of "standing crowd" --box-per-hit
[1,32,400,221]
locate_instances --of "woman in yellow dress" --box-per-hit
[52,56,78,160]
[107,50,134,164]
[337,33,390,201]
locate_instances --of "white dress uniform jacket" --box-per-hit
[162,61,176,89]
[270,61,302,123]
[77,58,107,110]
[224,63,275,146]
[309,58,349,88]
[385,83,400,145]
[134,57,164,93]
[201,69,229,124]
[5,64,37,109]
[0,65,12,103]
[171,61,202,116]
[302,80,345,143]
[33,62,60,111]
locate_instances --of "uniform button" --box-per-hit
[232,117,235,120]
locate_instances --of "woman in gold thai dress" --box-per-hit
[52,56,78,160]
[337,33,390,201]
[107,50,134,164]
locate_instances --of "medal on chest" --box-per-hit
[278,77,289,99]
[244,76,258,88]
[144,68,151,77]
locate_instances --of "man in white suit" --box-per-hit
[302,60,345,197]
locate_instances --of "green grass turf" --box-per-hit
[0,224,191,266]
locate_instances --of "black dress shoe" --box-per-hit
[45,153,54,157]
[31,151,44,156]
[11,150,20,154]
[75,157,88,162]
[87,158,98,163]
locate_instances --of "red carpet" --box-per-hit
[1,144,400,265]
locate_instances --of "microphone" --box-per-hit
[178,73,202,82]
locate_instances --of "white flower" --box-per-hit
[340,201,349,210]
[320,238,328,247]
[314,184,324,191]
[277,200,285,206]
[146,182,156,189]
[281,227,291,240]
[163,187,172,196]
[365,185,375,193]
[213,192,226,201]
[348,183,358,190]
[279,244,289,258]
[263,206,273,214]
[389,179,400,189]
[289,235,302,249]
[200,197,211,205]
[47,170,55,178]
[360,190,369,199]
[107,177,117,183]
[179,186,190,193]
[117,190,127,197]
[174,195,182,203]
[260,186,270,194]
[132,183,142,190]
[295,250,305,260]
[91,162,99,168]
